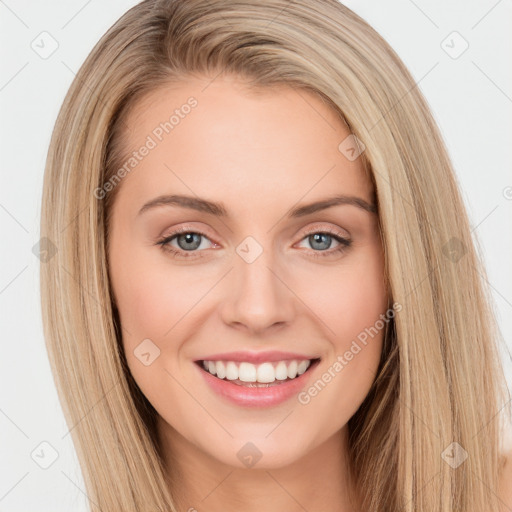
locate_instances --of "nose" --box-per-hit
[218,249,296,335]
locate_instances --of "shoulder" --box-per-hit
[499,449,512,512]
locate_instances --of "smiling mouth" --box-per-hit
[195,358,321,387]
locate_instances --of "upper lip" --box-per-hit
[196,351,320,364]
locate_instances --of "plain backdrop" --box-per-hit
[1,1,511,510]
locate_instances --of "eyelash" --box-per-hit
[156,225,352,260]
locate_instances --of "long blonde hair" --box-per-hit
[40,0,510,510]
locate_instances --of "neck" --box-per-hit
[157,419,361,512]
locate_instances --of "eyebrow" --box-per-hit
[137,193,377,218]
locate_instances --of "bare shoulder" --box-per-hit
[499,449,512,512]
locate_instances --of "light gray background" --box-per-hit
[1,1,511,510]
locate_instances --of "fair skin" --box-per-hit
[107,74,389,511]
[499,448,512,512]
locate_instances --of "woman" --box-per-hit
[40,0,512,510]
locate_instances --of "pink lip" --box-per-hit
[194,358,321,408]
[195,350,317,364]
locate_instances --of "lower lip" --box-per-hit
[195,359,320,408]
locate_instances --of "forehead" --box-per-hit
[114,75,374,215]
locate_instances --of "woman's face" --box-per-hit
[108,75,388,469]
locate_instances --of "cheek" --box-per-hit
[295,245,387,418]
[109,243,216,398]
[110,245,204,341]
[312,244,387,343]
[108,244,196,409]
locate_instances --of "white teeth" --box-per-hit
[256,362,275,383]
[225,361,238,381]
[297,360,310,375]
[201,359,313,383]
[216,361,226,379]
[287,360,298,379]
[275,361,288,380]
[238,362,257,382]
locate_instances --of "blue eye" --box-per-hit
[156,226,352,260]
[298,230,352,258]
[170,232,203,251]
[296,229,352,258]
[156,226,214,258]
